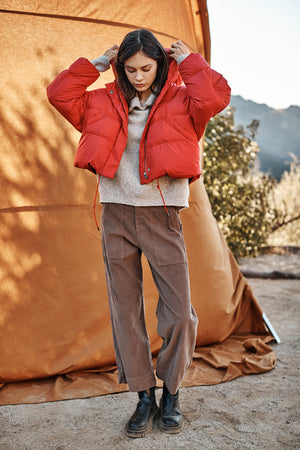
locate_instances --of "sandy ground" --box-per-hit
[0,255,299,449]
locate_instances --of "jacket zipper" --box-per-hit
[143,127,150,179]
[141,80,170,181]
[143,118,169,215]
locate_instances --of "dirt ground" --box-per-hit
[0,255,299,449]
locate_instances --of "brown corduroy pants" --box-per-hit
[100,203,198,395]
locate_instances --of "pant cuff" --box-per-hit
[126,372,157,392]
[156,370,181,395]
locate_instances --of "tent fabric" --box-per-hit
[0,1,275,406]
[0,0,210,60]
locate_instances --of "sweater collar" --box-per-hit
[129,92,156,112]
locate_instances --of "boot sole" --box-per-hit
[158,417,183,434]
[125,406,159,438]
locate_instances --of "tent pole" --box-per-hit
[262,312,281,343]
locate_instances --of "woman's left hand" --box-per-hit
[169,40,190,61]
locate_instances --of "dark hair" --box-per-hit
[116,29,169,104]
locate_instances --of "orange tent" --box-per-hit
[0,1,275,405]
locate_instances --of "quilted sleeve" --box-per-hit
[179,53,231,137]
[47,58,100,132]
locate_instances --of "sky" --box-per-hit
[207,0,300,109]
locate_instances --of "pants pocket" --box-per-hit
[150,207,188,267]
[101,204,126,260]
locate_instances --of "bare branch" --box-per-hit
[271,215,300,232]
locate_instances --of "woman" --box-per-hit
[47,29,231,438]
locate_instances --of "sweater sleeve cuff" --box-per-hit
[91,55,110,72]
[177,54,189,65]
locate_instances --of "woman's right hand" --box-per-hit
[103,44,119,62]
[91,46,118,73]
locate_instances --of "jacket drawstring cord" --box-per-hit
[156,179,170,216]
[93,175,101,231]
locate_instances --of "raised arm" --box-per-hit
[170,40,231,138]
[47,45,119,131]
[47,58,100,131]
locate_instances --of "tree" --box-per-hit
[203,107,275,258]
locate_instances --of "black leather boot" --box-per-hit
[125,387,158,438]
[159,384,183,433]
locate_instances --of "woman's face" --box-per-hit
[124,51,158,101]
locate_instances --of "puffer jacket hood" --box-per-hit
[164,49,184,86]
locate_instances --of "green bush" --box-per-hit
[203,107,275,258]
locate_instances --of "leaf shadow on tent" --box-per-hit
[0,47,114,384]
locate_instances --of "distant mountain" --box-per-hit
[229,95,300,179]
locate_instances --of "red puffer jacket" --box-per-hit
[47,53,231,184]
